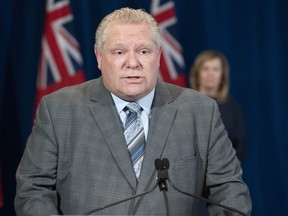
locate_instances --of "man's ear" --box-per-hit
[157,47,162,67]
[94,45,102,70]
[159,47,162,56]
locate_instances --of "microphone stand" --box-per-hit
[167,179,247,216]
[156,162,170,216]
[85,158,171,216]
[85,159,171,216]
[85,158,247,216]
[85,183,158,215]
[160,158,248,216]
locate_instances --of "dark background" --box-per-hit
[1,0,288,215]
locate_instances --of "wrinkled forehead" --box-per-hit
[103,22,159,47]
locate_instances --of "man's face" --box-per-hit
[95,23,161,101]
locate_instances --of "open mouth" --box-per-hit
[127,76,142,79]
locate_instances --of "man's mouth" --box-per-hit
[126,76,142,79]
[126,76,142,80]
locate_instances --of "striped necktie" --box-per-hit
[123,102,145,180]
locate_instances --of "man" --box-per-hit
[15,8,252,215]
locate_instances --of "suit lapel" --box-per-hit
[137,105,177,193]
[137,81,178,193]
[85,78,180,195]
[87,78,137,189]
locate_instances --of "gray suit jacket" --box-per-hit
[15,77,252,215]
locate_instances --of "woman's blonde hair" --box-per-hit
[189,50,230,102]
[95,7,161,52]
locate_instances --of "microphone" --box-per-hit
[154,158,170,216]
[154,158,168,191]
[159,158,248,216]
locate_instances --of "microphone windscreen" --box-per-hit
[162,158,170,169]
[154,159,163,170]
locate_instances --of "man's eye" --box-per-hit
[114,50,124,55]
[139,49,149,55]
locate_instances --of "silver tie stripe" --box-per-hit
[124,102,145,180]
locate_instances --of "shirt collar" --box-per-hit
[111,89,155,115]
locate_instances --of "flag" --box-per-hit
[150,0,186,87]
[35,0,85,111]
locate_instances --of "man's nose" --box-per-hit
[126,52,140,69]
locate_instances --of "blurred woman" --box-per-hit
[190,50,248,162]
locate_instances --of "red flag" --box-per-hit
[150,0,186,87]
[35,0,85,111]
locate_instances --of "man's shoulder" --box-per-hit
[45,78,100,100]
[157,80,215,104]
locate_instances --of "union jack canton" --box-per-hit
[35,0,85,110]
[150,0,186,87]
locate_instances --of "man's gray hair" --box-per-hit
[95,7,161,51]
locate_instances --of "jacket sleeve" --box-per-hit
[15,96,60,216]
[206,101,252,215]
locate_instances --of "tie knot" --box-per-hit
[126,102,143,115]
